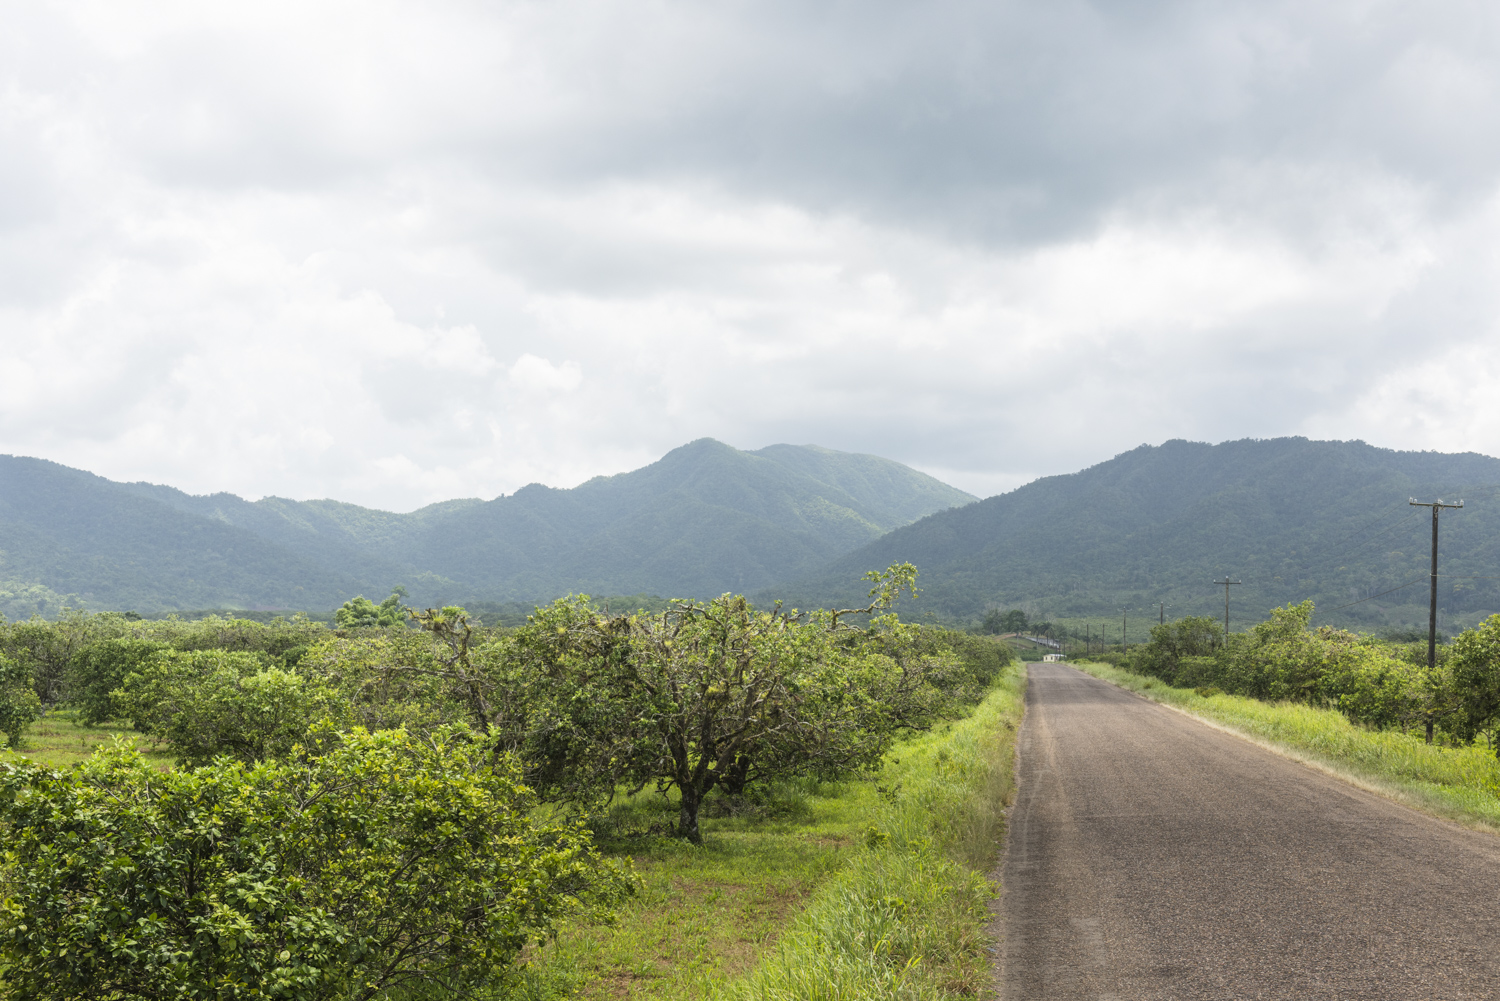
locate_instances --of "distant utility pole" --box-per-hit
[1121,608,1128,651]
[1213,578,1240,641]
[1410,498,1464,672]
[1159,602,1167,625]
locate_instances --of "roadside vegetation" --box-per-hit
[1073,603,1500,828]
[0,566,1020,999]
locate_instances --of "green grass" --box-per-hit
[509,783,869,999]
[1,710,173,769]
[506,660,1027,1001]
[1072,660,1500,830]
[718,660,1026,1000]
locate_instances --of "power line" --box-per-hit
[1322,578,1428,612]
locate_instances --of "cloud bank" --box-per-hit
[2,0,1499,508]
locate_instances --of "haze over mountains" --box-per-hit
[0,440,974,618]
[775,438,1500,631]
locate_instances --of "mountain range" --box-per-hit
[8,436,1500,632]
[772,438,1500,631]
[0,439,974,618]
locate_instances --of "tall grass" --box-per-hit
[1074,660,1500,828]
[720,659,1026,1000]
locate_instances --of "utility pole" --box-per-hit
[1159,602,1167,625]
[1410,499,1464,675]
[1121,608,1128,651]
[1213,578,1240,642]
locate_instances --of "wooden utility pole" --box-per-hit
[1159,602,1167,625]
[1121,609,1128,651]
[1213,578,1240,641]
[1409,499,1464,675]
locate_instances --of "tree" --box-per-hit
[0,725,636,1000]
[1447,614,1500,752]
[335,587,409,629]
[66,637,171,726]
[0,655,40,748]
[506,564,959,842]
[327,566,977,844]
[2,609,105,705]
[1130,615,1222,684]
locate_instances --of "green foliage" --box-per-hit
[1449,614,1500,745]
[0,611,330,721]
[0,657,40,748]
[162,666,350,765]
[2,609,100,705]
[0,726,636,1000]
[67,637,171,725]
[335,586,409,629]
[1121,601,1470,743]
[482,568,981,843]
[113,648,328,763]
[979,608,1029,635]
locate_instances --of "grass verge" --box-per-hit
[1071,659,1500,831]
[715,658,1026,1000]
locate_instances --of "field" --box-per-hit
[0,709,173,769]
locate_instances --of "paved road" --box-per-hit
[1000,663,1500,999]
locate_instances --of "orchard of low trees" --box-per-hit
[0,565,1012,998]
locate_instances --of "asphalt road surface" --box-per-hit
[1000,663,1500,1000]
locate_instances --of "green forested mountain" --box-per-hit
[0,440,975,617]
[765,438,1500,632]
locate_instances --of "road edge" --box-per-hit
[1069,659,1500,839]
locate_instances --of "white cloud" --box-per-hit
[2,0,1500,508]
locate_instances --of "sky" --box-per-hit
[3,1,1500,511]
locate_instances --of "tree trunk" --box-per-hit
[1426,717,1435,745]
[720,755,751,797]
[678,784,703,844]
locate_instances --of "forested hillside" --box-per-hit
[767,438,1500,631]
[0,440,975,616]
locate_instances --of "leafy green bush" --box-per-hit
[66,637,170,725]
[0,656,40,748]
[0,725,636,1000]
[1118,601,1468,743]
[115,648,270,736]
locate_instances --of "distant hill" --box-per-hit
[0,440,975,617]
[765,438,1500,631]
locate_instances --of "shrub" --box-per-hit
[0,656,40,748]
[0,725,636,1000]
[66,637,171,725]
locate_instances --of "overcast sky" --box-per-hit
[3,1,1499,510]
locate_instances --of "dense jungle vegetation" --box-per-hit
[0,566,1015,999]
